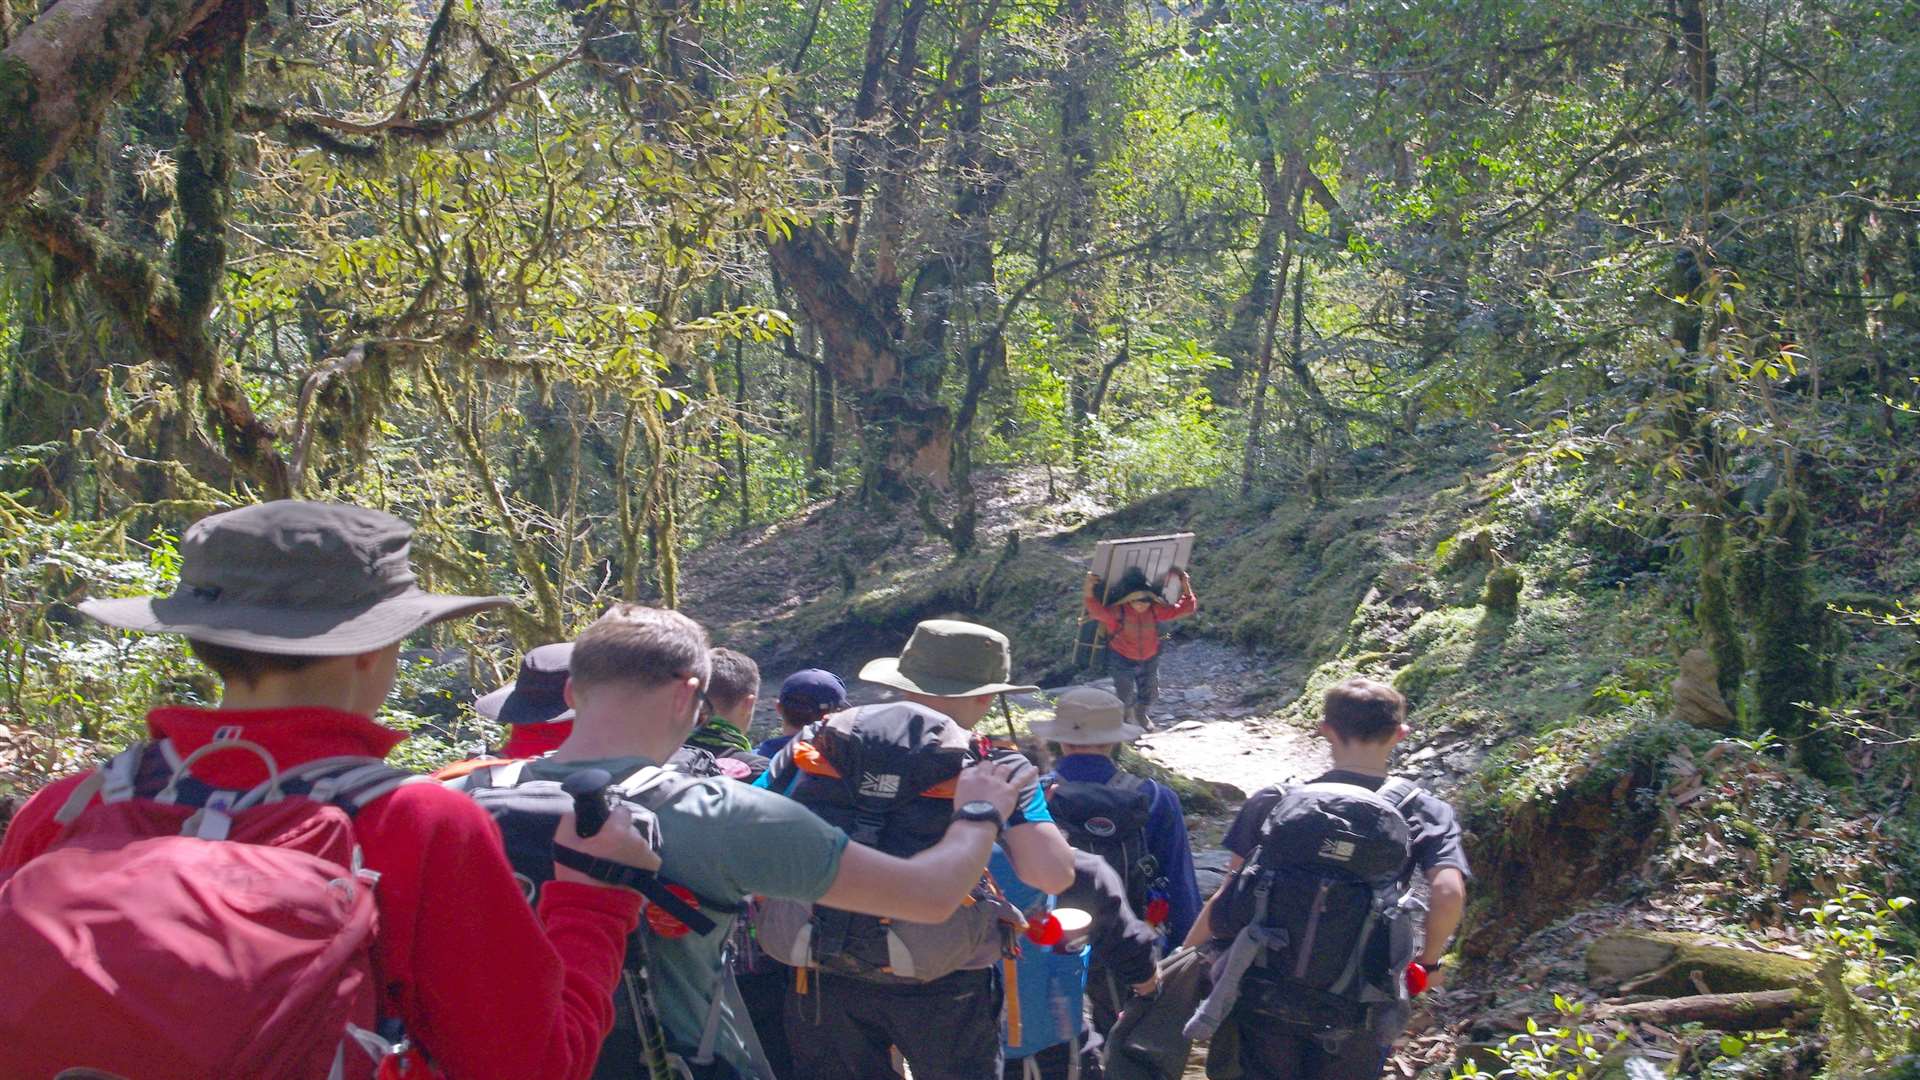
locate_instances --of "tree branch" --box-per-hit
[0,0,233,210]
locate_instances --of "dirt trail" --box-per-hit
[1074,638,1326,802]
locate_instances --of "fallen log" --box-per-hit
[1590,988,1815,1031]
[1586,930,1815,995]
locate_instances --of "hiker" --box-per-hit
[754,667,849,759]
[999,847,1164,1080]
[452,603,1033,1079]
[758,619,1078,1080]
[1183,677,1469,1080]
[1082,567,1196,729]
[683,647,770,781]
[1031,686,1202,1032]
[481,641,578,759]
[0,501,665,1080]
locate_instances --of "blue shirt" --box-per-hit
[1049,753,1200,947]
[754,733,796,759]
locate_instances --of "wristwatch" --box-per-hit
[951,800,1007,834]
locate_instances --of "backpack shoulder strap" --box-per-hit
[272,756,428,814]
[1375,777,1421,813]
[470,758,532,791]
[1105,770,1151,796]
[52,742,153,824]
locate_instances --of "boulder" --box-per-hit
[1670,648,1736,732]
[1585,930,1815,996]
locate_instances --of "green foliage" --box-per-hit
[1806,891,1920,1075]
[1451,997,1622,1080]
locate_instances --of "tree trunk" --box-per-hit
[733,334,750,530]
[1241,167,1303,497]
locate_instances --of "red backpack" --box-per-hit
[0,737,426,1079]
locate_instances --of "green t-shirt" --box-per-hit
[522,755,849,1075]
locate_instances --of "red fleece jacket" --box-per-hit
[0,706,642,1080]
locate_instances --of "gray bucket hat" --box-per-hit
[1027,686,1144,743]
[858,619,1040,697]
[79,501,509,656]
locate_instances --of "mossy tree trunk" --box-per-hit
[1750,487,1845,783]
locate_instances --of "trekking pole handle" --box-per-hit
[561,768,615,838]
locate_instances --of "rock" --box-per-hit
[1193,848,1236,897]
[1670,648,1736,731]
[1169,720,1205,732]
[1585,930,1816,996]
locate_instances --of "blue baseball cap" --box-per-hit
[778,668,848,712]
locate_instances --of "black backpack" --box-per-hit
[1048,771,1163,921]
[1198,780,1423,1036]
[753,702,1020,983]
[453,760,746,1079]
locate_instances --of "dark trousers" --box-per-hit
[733,967,793,1079]
[1107,652,1161,717]
[785,968,1005,1080]
[1206,1019,1391,1080]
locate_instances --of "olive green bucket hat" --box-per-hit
[858,619,1041,697]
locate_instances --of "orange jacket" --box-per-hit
[1085,588,1196,661]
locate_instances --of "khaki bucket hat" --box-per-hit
[1026,686,1144,743]
[79,501,509,656]
[858,619,1040,697]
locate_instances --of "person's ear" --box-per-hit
[351,645,391,671]
[563,678,577,709]
[975,693,996,708]
[1317,720,1341,745]
[1390,723,1411,747]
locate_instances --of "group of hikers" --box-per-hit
[0,500,1469,1080]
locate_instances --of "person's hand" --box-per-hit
[954,755,1035,821]
[1131,970,1161,997]
[552,804,662,889]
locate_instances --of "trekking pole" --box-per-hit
[562,771,682,1080]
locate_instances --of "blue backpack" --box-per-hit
[993,847,1090,1064]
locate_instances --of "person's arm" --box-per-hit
[815,756,1030,923]
[1421,867,1467,965]
[1149,787,1203,946]
[1157,569,1197,621]
[0,773,86,870]
[1182,852,1244,948]
[1083,574,1121,632]
[1064,852,1160,992]
[367,784,647,1080]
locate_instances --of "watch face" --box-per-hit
[959,800,998,817]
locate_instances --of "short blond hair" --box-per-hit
[571,604,711,692]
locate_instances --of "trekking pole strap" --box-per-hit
[550,847,720,936]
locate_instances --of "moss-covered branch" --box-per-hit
[12,196,289,496]
[0,0,232,210]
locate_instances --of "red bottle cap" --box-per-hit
[1144,897,1171,926]
[645,884,700,939]
[1026,913,1063,946]
[1405,961,1429,996]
